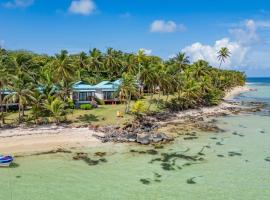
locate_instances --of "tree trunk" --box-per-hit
[125,93,131,113]
[0,90,3,125]
[18,105,21,124]
[147,88,154,111]
[166,94,169,102]
[22,105,25,116]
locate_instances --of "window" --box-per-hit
[79,92,87,101]
[103,91,114,100]
[79,92,95,101]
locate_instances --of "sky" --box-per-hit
[1,0,270,76]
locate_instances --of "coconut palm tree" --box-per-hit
[172,52,190,72]
[217,47,231,68]
[89,48,104,73]
[118,73,138,113]
[104,48,123,78]
[52,50,75,82]
[44,97,67,124]
[0,61,10,124]
[4,74,35,123]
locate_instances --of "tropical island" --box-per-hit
[0,46,247,154]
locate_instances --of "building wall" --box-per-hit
[95,89,104,100]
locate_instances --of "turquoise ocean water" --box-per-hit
[0,78,270,200]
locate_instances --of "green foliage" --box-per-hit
[203,88,224,106]
[80,104,93,110]
[66,97,75,109]
[0,47,245,125]
[131,100,146,115]
[44,98,67,123]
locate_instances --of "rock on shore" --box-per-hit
[91,118,173,144]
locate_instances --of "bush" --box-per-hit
[203,88,224,106]
[80,104,93,110]
[66,98,75,109]
[131,100,146,116]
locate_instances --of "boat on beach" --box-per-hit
[0,155,13,167]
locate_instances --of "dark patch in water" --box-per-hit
[73,152,107,166]
[32,148,72,156]
[153,144,164,149]
[265,157,270,162]
[183,162,192,167]
[184,136,198,140]
[140,179,150,185]
[198,152,205,156]
[146,149,158,155]
[16,175,21,178]
[186,177,196,184]
[217,154,225,158]
[99,158,108,163]
[232,131,245,137]
[239,125,247,128]
[228,151,242,157]
[161,153,198,162]
[216,142,224,145]
[161,162,175,171]
[154,173,162,178]
[94,152,106,157]
[210,137,218,140]
[149,151,204,171]
[216,138,225,146]
[9,163,20,168]
[130,149,158,155]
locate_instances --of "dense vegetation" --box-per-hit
[0,47,245,125]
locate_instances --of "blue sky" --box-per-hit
[1,0,270,76]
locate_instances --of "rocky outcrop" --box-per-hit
[91,118,173,144]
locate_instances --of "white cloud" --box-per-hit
[140,48,152,55]
[182,38,248,68]
[229,19,259,45]
[150,20,186,33]
[69,0,96,16]
[181,19,270,69]
[3,0,34,8]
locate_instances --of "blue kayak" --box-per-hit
[0,155,13,167]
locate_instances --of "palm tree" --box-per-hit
[30,90,45,123]
[56,80,74,101]
[118,73,138,113]
[89,48,104,73]
[0,60,10,125]
[217,47,231,68]
[172,52,190,72]
[192,60,210,79]
[4,74,35,123]
[104,48,123,78]
[44,97,67,124]
[52,50,75,82]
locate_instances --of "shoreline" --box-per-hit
[0,85,251,155]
